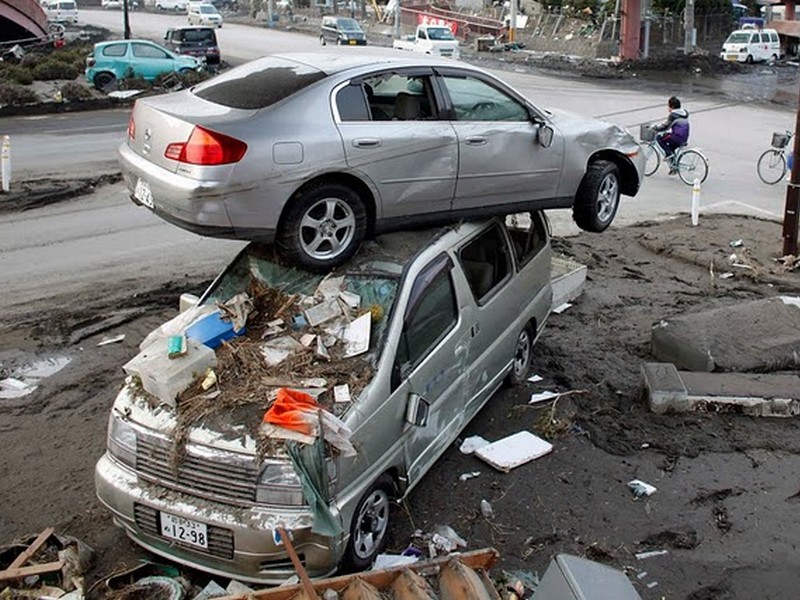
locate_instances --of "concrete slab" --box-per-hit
[651,296,800,372]
[642,362,800,416]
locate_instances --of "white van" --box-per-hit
[46,0,78,24]
[721,26,781,62]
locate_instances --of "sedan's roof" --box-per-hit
[266,50,475,77]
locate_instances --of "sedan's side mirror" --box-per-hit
[405,393,430,427]
[537,123,554,148]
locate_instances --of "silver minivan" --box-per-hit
[95,213,552,583]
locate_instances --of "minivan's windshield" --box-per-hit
[726,32,752,43]
[193,57,326,109]
[336,18,363,32]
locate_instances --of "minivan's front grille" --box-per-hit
[134,503,234,560]
[136,436,258,504]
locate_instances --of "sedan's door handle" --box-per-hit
[353,138,381,148]
[465,136,487,146]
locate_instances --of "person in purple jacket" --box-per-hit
[652,96,690,174]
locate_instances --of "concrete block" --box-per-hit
[641,362,689,414]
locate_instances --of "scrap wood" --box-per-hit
[0,560,64,583]
[6,527,55,571]
[276,527,319,600]
[215,548,500,600]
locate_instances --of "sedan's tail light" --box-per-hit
[164,126,247,165]
[127,109,135,140]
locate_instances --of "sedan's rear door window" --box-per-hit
[336,71,438,122]
[193,57,326,109]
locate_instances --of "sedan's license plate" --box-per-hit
[134,178,154,209]
[160,512,208,549]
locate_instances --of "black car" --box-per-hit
[163,26,221,65]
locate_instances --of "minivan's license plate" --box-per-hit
[348,40,357,45]
[160,512,208,549]
[134,178,154,209]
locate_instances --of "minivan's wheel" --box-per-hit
[93,72,116,90]
[277,182,367,272]
[572,160,620,233]
[320,35,326,46]
[746,54,754,64]
[342,475,393,572]
[505,325,533,387]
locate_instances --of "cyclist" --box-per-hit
[651,96,690,174]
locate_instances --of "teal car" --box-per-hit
[85,39,203,90]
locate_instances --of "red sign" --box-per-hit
[416,14,458,35]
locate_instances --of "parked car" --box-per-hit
[95,212,554,583]
[164,27,221,65]
[45,0,78,24]
[101,0,141,9]
[319,16,367,46]
[155,0,188,10]
[187,3,223,27]
[118,52,645,272]
[85,39,203,89]
[393,24,460,59]
[721,26,781,62]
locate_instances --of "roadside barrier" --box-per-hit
[1,135,10,192]
[691,178,700,226]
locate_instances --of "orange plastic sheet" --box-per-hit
[263,388,319,436]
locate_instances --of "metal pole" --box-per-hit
[123,0,131,39]
[683,0,695,53]
[394,0,400,39]
[1,135,11,193]
[509,0,517,43]
[782,82,800,256]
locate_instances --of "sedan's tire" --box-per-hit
[504,324,533,387]
[572,160,620,233]
[277,182,367,272]
[93,72,116,90]
[341,475,394,572]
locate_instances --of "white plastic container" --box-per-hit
[123,336,216,406]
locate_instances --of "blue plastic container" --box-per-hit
[185,311,244,349]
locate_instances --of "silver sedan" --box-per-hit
[119,50,645,270]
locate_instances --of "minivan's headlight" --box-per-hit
[108,415,137,468]
[256,462,305,506]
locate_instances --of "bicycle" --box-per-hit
[639,124,709,186]
[757,130,793,185]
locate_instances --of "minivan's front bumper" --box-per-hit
[95,453,341,584]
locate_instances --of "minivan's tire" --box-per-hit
[277,182,367,272]
[341,475,394,572]
[505,325,533,387]
[320,35,326,46]
[93,72,116,90]
[746,54,754,64]
[572,160,620,233]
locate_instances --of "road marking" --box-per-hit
[701,200,781,219]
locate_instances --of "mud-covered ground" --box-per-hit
[2,208,799,599]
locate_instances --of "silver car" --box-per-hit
[118,51,644,271]
[96,213,553,583]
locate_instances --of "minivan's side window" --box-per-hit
[395,255,457,375]
[459,223,512,302]
[507,212,547,268]
[440,75,529,122]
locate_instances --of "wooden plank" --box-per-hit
[0,560,64,583]
[216,548,500,600]
[7,527,55,571]
[275,527,319,600]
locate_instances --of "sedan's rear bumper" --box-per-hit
[95,453,342,584]
[119,141,273,241]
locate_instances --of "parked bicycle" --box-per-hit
[640,124,709,186]
[757,130,793,185]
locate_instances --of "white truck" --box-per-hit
[392,24,461,59]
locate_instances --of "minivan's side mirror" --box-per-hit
[405,393,430,427]
[537,123,554,148]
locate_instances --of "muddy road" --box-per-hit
[2,197,799,598]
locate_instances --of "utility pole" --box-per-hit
[683,0,695,53]
[394,0,400,38]
[509,0,517,43]
[782,83,800,256]
[123,0,131,39]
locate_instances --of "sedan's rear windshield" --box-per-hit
[192,57,326,109]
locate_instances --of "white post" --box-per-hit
[691,178,700,226]
[1,135,10,193]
